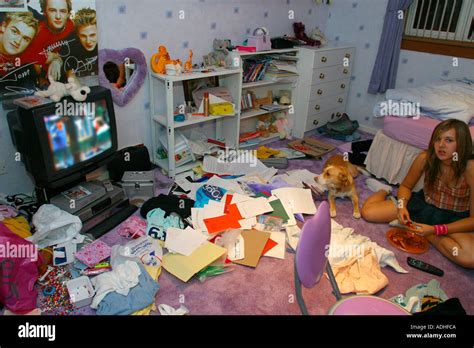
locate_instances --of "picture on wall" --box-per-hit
[0,0,27,12]
[0,0,98,99]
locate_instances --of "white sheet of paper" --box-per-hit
[271,188,316,215]
[191,208,207,232]
[286,225,301,251]
[230,193,253,205]
[203,200,225,218]
[264,232,286,259]
[236,197,273,218]
[268,195,297,227]
[165,227,208,256]
[227,234,245,261]
[205,176,246,195]
[239,216,257,229]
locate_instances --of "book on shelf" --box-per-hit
[259,104,283,112]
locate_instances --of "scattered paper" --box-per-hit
[227,234,245,261]
[162,242,227,282]
[165,227,208,256]
[271,188,316,215]
[239,216,257,229]
[232,230,271,268]
[203,154,268,176]
[286,225,301,251]
[268,195,297,227]
[236,197,273,218]
[263,232,286,259]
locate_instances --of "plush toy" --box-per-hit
[272,111,292,140]
[203,39,231,67]
[35,76,91,102]
[293,22,320,47]
[310,27,327,46]
[150,46,170,74]
[256,114,277,138]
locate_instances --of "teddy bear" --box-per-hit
[272,111,292,140]
[203,39,231,67]
[256,114,278,138]
[35,76,91,102]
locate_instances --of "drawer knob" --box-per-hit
[315,105,321,111]
[343,69,349,74]
[319,73,325,79]
[317,89,323,95]
[345,53,351,59]
[340,83,346,89]
[321,56,327,63]
[338,98,344,103]
[331,113,335,120]
[313,120,319,126]
[336,112,342,117]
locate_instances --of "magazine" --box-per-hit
[62,186,92,201]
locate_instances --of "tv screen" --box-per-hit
[43,99,113,172]
[10,86,118,190]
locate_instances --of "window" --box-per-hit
[402,0,474,58]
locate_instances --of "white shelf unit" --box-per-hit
[228,48,300,148]
[149,68,243,178]
[293,43,355,138]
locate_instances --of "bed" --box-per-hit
[365,116,474,192]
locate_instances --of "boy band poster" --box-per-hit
[0,0,98,99]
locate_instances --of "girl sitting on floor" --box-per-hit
[361,119,474,269]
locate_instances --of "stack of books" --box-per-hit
[242,57,272,83]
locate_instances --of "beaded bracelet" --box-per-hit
[434,224,449,236]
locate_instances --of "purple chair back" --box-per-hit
[296,201,331,288]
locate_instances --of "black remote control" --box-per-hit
[407,257,444,277]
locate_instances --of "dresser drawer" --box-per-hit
[312,65,351,84]
[309,93,348,114]
[313,48,355,69]
[310,78,350,100]
[306,108,346,131]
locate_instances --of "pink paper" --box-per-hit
[74,240,112,267]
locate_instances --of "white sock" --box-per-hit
[366,178,392,193]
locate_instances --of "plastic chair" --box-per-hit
[294,201,409,315]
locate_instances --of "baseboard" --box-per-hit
[359,124,379,135]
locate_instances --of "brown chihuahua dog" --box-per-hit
[315,155,361,219]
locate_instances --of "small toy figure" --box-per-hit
[203,39,231,67]
[273,111,292,140]
[184,50,193,72]
[256,114,277,138]
[150,46,170,74]
[35,75,91,102]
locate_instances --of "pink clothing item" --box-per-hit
[0,205,18,219]
[74,240,112,267]
[118,215,147,239]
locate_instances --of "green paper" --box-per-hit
[268,199,290,223]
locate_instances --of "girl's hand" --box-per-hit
[408,223,435,236]
[397,207,412,225]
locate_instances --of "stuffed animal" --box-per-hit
[272,111,292,140]
[256,114,277,138]
[35,76,91,102]
[203,39,231,67]
[293,22,320,47]
[310,27,327,46]
[184,49,193,72]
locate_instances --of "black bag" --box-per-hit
[107,144,153,182]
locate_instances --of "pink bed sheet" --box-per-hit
[383,116,474,150]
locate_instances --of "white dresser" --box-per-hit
[293,43,355,138]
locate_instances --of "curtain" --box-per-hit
[368,0,414,94]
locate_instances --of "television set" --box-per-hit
[8,86,118,194]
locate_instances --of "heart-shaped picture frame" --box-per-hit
[98,47,147,107]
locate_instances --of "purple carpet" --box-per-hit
[74,131,474,315]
